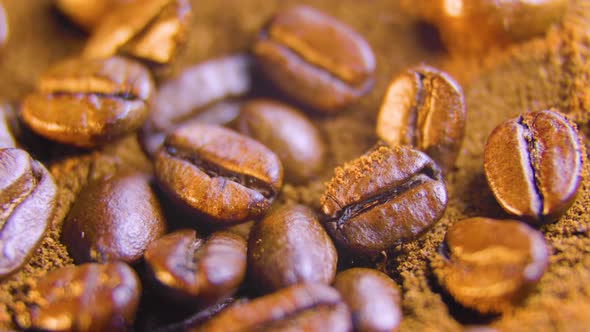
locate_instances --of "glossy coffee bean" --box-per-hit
[83,0,192,64]
[248,205,337,294]
[252,5,375,113]
[233,99,325,183]
[0,103,16,148]
[55,0,138,31]
[21,56,154,147]
[155,123,283,224]
[141,54,251,157]
[432,217,548,313]
[484,109,582,224]
[376,66,465,172]
[144,230,247,305]
[0,148,57,278]
[333,268,402,332]
[321,145,447,254]
[62,172,167,264]
[401,0,567,53]
[191,283,352,332]
[29,262,141,332]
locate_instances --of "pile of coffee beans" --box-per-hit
[0,0,579,331]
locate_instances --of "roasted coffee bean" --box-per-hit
[233,99,325,183]
[248,205,337,294]
[0,2,7,47]
[401,0,567,53]
[376,66,465,172]
[83,0,192,64]
[191,283,352,332]
[20,56,154,147]
[432,217,548,313]
[155,123,283,224]
[0,103,16,148]
[484,109,582,224]
[144,230,247,305]
[29,262,141,332]
[223,220,255,241]
[62,172,166,264]
[55,0,138,31]
[0,148,57,278]
[321,145,447,254]
[332,268,402,332]
[252,5,375,113]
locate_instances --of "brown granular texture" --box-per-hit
[1,0,590,331]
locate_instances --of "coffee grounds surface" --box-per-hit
[1,0,590,331]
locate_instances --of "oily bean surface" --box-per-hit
[144,229,247,305]
[55,0,138,31]
[400,0,567,53]
[484,109,582,224]
[0,148,57,278]
[62,172,167,264]
[248,204,337,294]
[83,0,192,64]
[252,5,375,113]
[29,262,141,332]
[376,65,465,172]
[432,217,548,313]
[233,99,325,183]
[191,283,352,332]
[155,123,283,224]
[20,56,154,147]
[321,145,447,254]
[332,268,402,332]
[141,54,251,157]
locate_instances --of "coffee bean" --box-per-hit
[432,217,548,313]
[248,204,337,294]
[0,2,7,47]
[223,220,255,241]
[401,0,567,53]
[20,56,154,147]
[484,109,582,224]
[190,283,352,332]
[233,99,325,183]
[155,123,283,224]
[252,5,375,113]
[332,268,402,332]
[144,230,247,305]
[0,103,17,148]
[0,148,57,278]
[29,262,141,332]
[83,0,192,64]
[321,145,447,254]
[62,172,167,264]
[55,0,138,31]
[376,66,465,172]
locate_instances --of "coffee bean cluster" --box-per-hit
[0,1,579,331]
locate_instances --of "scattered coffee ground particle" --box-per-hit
[0,0,589,331]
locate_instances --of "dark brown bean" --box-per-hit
[83,0,192,64]
[321,145,447,254]
[190,283,352,332]
[252,5,375,113]
[432,217,548,313]
[0,103,17,148]
[248,204,337,294]
[62,172,167,264]
[400,0,567,53]
[55,0,138,31]
[376,66,465,172]
[29,262,141,332]
[484,109,582,224]
[233,99,325,183]
[144,230,247,305]
[0,148,57,278]
[332,268,402,332]
[20,56,154,147]
[155,123,283,224]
